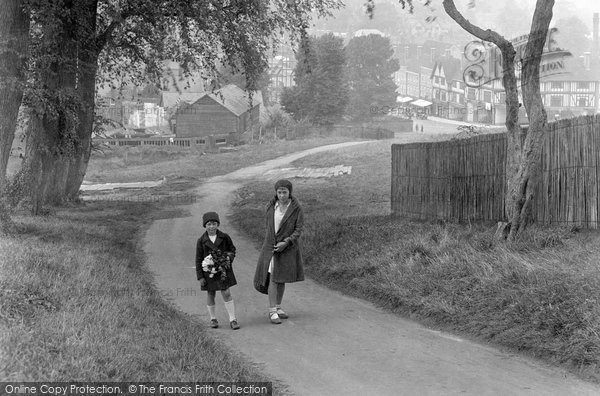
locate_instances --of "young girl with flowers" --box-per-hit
[195,211,240,330]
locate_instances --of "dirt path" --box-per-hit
[143,140,600,395]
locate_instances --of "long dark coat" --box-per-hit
[196,229,237,291]
[254,196,304,293]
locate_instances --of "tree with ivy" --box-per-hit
[0,0,29,230]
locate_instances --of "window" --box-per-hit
[441,77,446,86]
[483,90,492,103]
[577,97,588,107]
[577,82,590,90]
[550,95,563,107]
[441,92,447,101]
[467,88,476,100]
[551,81,563,90]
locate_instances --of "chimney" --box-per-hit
[444,49,451,58]
[417,45,422,60]
[431,48,436,63]
[404,46,410,64]
[584,51,591,71]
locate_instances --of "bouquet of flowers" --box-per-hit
[201,250,231,282]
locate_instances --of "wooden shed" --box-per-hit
[174,84,260,139]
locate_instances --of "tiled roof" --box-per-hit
[160,92,205,108]
[207,84,262,116]
[432,56,462,81]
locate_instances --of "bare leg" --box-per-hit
[207,291,216,306]
[276,283,285,305]
[268,276,278,307]
[206,291,218,327]
[221,288,232,302]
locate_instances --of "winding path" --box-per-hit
[143,141,600,395]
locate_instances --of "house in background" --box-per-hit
[431,56,464,120]
[160,92,205,134]
[268,55,295,104]
[174,84,261,141]
[540,56,600,120]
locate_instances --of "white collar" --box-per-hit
[275,200,290,209]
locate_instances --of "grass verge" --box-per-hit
[229,139,600,383]
[0,201,281,385]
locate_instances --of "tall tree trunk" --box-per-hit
[23,59,73,211]
[506,0,554,239]
[23,0,93,210]
[21,111,56,214]
[65,61,98,201]
[66,0,99,200]
[45,37,78,205]
[0,0,29,229]
[443,0,553,239]
[0,0,28,190]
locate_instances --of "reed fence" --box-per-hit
[391,114,600,228]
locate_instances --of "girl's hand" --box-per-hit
[200,278,207,287]
[273,241,287,252]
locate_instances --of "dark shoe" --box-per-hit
[210,319,219,328]
[230,320,240,330]
[269,311,282,324]
[276,308,288,319]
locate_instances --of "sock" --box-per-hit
[269,306,277,316]
[207,305,216,320]
[224,300,236,322]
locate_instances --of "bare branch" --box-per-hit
[441,0,510,49]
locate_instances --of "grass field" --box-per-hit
[229,139,600,383]
[1,136,358,388]
[85,136,355,183]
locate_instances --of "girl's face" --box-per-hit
[205,221,219,235]
[277,187,290,204]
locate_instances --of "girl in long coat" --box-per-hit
[254,179,304,324]
[196,211,240,330]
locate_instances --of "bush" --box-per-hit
[261,106,294,139]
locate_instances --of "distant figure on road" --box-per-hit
[196,211,240,330]
[420,124,424,133]
[254,179,305,324]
